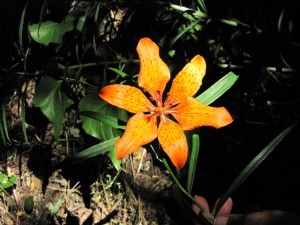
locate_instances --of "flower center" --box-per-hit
[146,91,177,123]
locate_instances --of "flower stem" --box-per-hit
[162,158,215,223]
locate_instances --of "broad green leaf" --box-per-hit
[187,134,200,194]
[196,71,238,105]
[215,122,297,216]
[78,91,128,141]
[72,137,119,162]
[32,77,73,138]
[24,196,34,214]
[28,19,74,46]
[0,174,17,189]
[80,111,125,129]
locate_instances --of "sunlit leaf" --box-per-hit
[0,174,17,189]
[196,71,238,105]
[72,137,119,162]
[80,111,125,130]
[32,77,74,138]
[187,134,200,194]
[28,19,74,46]
[108,67,128,78]
[78,90,128,141]
[108,147,121,171]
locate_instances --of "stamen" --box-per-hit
[160,114,167,124]
[146,104,156,112]
[165,109,178,114]
[155,90,163,108]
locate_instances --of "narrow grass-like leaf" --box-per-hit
[187,134,200,194]
[0,119,6,146]
[80,111,125,130]
[197,0,208,14]
[72,137,119,163]
[169,18,202,48]
[162,158,214,223]
[108,67,128,78]
[196,72,238,105]
[21,100,29,144]
[2,104,11,143]
[215,122,297,216]
[170,4,191,12]
[19,1,29,54]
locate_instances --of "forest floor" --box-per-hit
[0,98,185,225]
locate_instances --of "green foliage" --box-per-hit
[72,137,119,162]
[28,7,92,46]
[0,103,11,146]
[0,174,17,189]
[196,71,239,105]
[29,20,74,46]
[32,77,74,138]
[78,91,128,141]
[24,196,34,214]
[187,134,200,194]
[214,122,298,215]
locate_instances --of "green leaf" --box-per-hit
[196,72,238,105]
[80,111,125,130]
[0,174,17,189]
[72,137,119,163]
[32,77,74,138]
[78,91,128,141]
[215,122,298,216]
[187,134,200,194]
[28,18,74,46]
[108,67,128,78]
[108,147,121,171]
[24,196,34,214]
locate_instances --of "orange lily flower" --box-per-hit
[99,37,233,169]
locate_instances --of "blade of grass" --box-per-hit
[19,0,29,55]
[215,122,298,215]
[162,158,215,223]
[71,136,119,163]
[2,103,11,143]
[0,118,6,146]
[108,67,128,78]
[169,18,202,48]
[196,71,238,105]
[187,134,200,194]
[21,100,29,144]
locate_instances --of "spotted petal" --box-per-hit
[137,37,170,101]
[165,55,206,106]
[116,112,157,159]
[158,118,188,169]
[172,97,233,130]
[99,84,155,113]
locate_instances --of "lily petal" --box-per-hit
[116,112,157,159]
[99,84,155,113]
[137,38,170,100]
[165,55,206,106]
[172,97,233,130]
[158,117,188,169]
